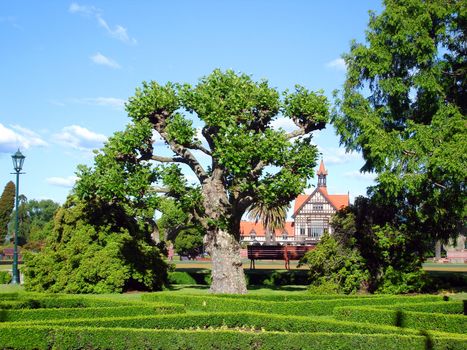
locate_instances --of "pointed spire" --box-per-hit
[317,159,327,188]
[317,159,328,176]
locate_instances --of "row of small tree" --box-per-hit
[0,181,59,250]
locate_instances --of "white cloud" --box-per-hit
[270,117,298,132]
[90,52,121,69]
[72,97,125,109]
[96,16,136,44]
[70,3,137,44]
[326,58,346,71]
[344,171,377,181]
[54,125,107,151]
[0,123,47,153]
[69,3,97,16]
[46,175,79,188]
[318,146,360,165]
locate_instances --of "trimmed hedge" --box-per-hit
[0,304,185,322]
[0,296,143,310]
[334,306,467,333]
[372,301,464,314]
[5,312,423,336]
[0,292,19,300]
[1,325,466,350]
[141,293,444,316]
[211,293,445,302]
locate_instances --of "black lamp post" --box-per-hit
[11,149,25,284]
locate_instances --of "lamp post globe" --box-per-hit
[11,149,25,284]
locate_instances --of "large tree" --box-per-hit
[111,69,328,293]
[333,0,466,244]
[0,181,15,242]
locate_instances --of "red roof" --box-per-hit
[328,194,350,210]
[240,221,294,237]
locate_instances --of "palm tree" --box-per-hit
[248,202,289,245]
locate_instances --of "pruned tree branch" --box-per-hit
[190,143,212,156]
[286,127,306,140]
[151,155,187,163]
[151,111,209,183]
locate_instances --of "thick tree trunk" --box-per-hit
[205,229,247,294]
[434,240,441,260]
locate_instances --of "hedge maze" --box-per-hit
[0,292,465,349]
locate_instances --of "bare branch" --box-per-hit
[190,143,212,156]
[286,127,306,140]
[434,182,447,190]
[151,155,187,163]
[151,111,208,182]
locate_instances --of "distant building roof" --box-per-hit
[240,221,294,237]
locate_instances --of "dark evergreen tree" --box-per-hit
[0,181,15,242]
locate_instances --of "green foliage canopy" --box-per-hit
[332,0,467,242]
[332,196,429,293]
[174,228,204,260]
[124,69,328,234]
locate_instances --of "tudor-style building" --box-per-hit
[292,160,349,244]
[240,160,349,245]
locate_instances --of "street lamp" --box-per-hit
[11,149,25,284]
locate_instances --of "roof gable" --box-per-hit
[293,187,349,216]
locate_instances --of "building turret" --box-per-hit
[317,159,327,188]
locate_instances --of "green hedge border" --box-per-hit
[0,325,466,350]
[2,312,424,335]
[0,304,185,322]
[141,293,444,316]
[333,306,467,333]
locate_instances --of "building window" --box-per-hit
[282,233,288,240]
[313,204,323,211]
[307,227,312,237]
[299,228,305,236]
[311,221,324,238]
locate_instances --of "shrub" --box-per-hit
[1,325,466,350]
[0,271,12,284]
[299,233,369,294]
[142,293,443,316]
[372,301,464,314]
[0,304,184,322]
[334,306,467,333]
[23,197,168,293]
[10,311,424,336]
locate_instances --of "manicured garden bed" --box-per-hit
[0,289,465,349]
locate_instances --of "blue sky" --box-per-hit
[0,1,381,211]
